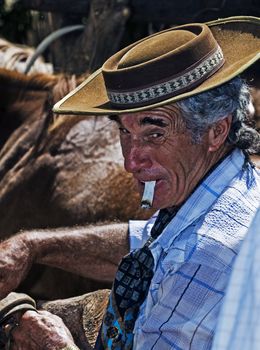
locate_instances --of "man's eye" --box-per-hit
[149,133,163,138]
[119,127,129,134]
[144,132,166,144]
[146,132,164,140]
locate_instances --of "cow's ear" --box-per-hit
[208,115,232,152]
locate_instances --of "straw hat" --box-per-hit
[53,16,260,116]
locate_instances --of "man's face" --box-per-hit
[116,105,212,209]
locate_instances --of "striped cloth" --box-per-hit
[129,149,260,350]
[212,205,260,350]
[96,208,179,349]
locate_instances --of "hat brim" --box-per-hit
[53,16,260,116]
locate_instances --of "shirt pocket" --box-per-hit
[140,262,230,350]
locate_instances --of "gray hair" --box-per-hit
[176,77,260,153]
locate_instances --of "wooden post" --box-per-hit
[18,0,260,23]
[25,0,130,74]
[17,0,89,14]
[77,0,130,73]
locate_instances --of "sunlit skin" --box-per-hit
[113,105,232,209]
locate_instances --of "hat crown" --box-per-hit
[103,23,225,107]
[118,30,197,69]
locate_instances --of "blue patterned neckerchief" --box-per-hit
[95,207,178,350]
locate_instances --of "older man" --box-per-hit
[0,16,260,350]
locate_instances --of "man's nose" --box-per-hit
[124,141,152,174]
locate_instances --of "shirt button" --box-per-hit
[107,326,119,339]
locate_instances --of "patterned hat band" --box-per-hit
[106,45,225,107]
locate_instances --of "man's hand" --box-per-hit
[11,310,78,350]
[0,234,33,299]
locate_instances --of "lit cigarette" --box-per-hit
[141,181,156,209]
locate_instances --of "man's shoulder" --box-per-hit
[220,160,260,203]
[206,150,260,211]
[205,160,260,224]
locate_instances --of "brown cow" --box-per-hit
[0,67,153,299]
[0,68,151,238]
[0,38,53,74]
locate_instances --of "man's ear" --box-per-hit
[208,115,232,152]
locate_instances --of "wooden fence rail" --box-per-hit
[18,0,260,24]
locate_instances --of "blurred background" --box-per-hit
[0,0,259,75]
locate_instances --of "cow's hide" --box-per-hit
[0,68,151,237]
[39,289,110,349]
[0,38,53,74]
[0,68,153,299]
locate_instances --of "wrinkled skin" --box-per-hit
[118,106,232,209]
[11,310,75,350]
[0,236,33,298]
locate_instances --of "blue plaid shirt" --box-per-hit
[212,206,260,350]
[129,149,260,350]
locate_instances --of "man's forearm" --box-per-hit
[25,223,129,283]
